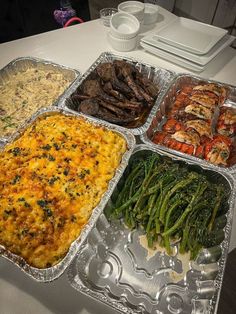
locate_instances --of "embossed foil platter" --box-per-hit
[0,106,135,282]
[141,74,236,172]
[0,56,80,141]
[61,52,175,135]
[68,144,235,314]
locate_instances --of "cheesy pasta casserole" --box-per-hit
[0,113,127,268]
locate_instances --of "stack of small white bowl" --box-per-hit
[108,1,144,52]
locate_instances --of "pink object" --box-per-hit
[64,17,84,27]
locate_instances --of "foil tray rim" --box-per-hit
[67,143,236,314]
[0,106,136,282]
[0,56,81,142]
[58,51,176,136]
[140,72,236,174]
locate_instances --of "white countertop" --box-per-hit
[0,6,236,314]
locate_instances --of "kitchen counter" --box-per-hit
[0,6,236,314]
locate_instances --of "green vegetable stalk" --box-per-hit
[109,152,228,260]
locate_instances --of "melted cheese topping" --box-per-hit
[0,68,72,137]
[0,113,127,268]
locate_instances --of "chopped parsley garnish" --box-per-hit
[42,144,51,151]
[48,154,55,161]
[48,176,59,185]
[10,147,21,156]
[63,169,69,176]
[53,143,60,150]
[11,175,21,185]
[37,199,48,208]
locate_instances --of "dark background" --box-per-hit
[0,0,90,43]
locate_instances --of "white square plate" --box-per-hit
[140,42,205,73]
[141,34,235,65]
[155,17,228,55]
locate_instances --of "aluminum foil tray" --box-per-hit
[61,52,175,136]
[68,144,236,314]
[0,56,80,141]
[0,106,135,282]
[141,74,236,173]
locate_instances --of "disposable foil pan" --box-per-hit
[0,56,80,141]
[68,144,236,314]
[60,51,175,136]
[141,73,236,173]
[0,106,135,282]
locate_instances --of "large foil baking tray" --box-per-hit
[141,74,236,172]
[0,106,135,282]
[60,52,175,136]
[0,56,80,141]
[68,144,235,314]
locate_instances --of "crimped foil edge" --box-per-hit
[59,51,176,136]
[67,144,236,314]
[0,106,136,282]
[0,56,81,142]
[141,72,236,174]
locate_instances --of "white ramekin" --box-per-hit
[118,1,145,22]
[143,3,159,25]
[107,32,138,52]
[110,12,140,40]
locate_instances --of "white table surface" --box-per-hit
[0,6,236,314]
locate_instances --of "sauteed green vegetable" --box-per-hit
[109,153,228,259]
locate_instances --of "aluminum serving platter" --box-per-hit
[0,106,135,282]
[68,144,236,314]
[60,52,175,136]
[141,74,236,173]
[0,56,81,142]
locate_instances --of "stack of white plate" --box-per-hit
[140,16,235,72]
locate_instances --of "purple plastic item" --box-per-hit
[54,8,76,26]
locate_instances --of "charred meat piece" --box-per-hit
[103,82,127,102]
[79,98,100,116]
[96,107,135,125]
[82,79,117,103]
[114,60,151,102]
[71,94,90,101]
[70,59,159,127]
[135,72,159,99]
[98,99,129,117]
[96,62,132,95]
[96,62,114,82]
[111,100,142,112]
